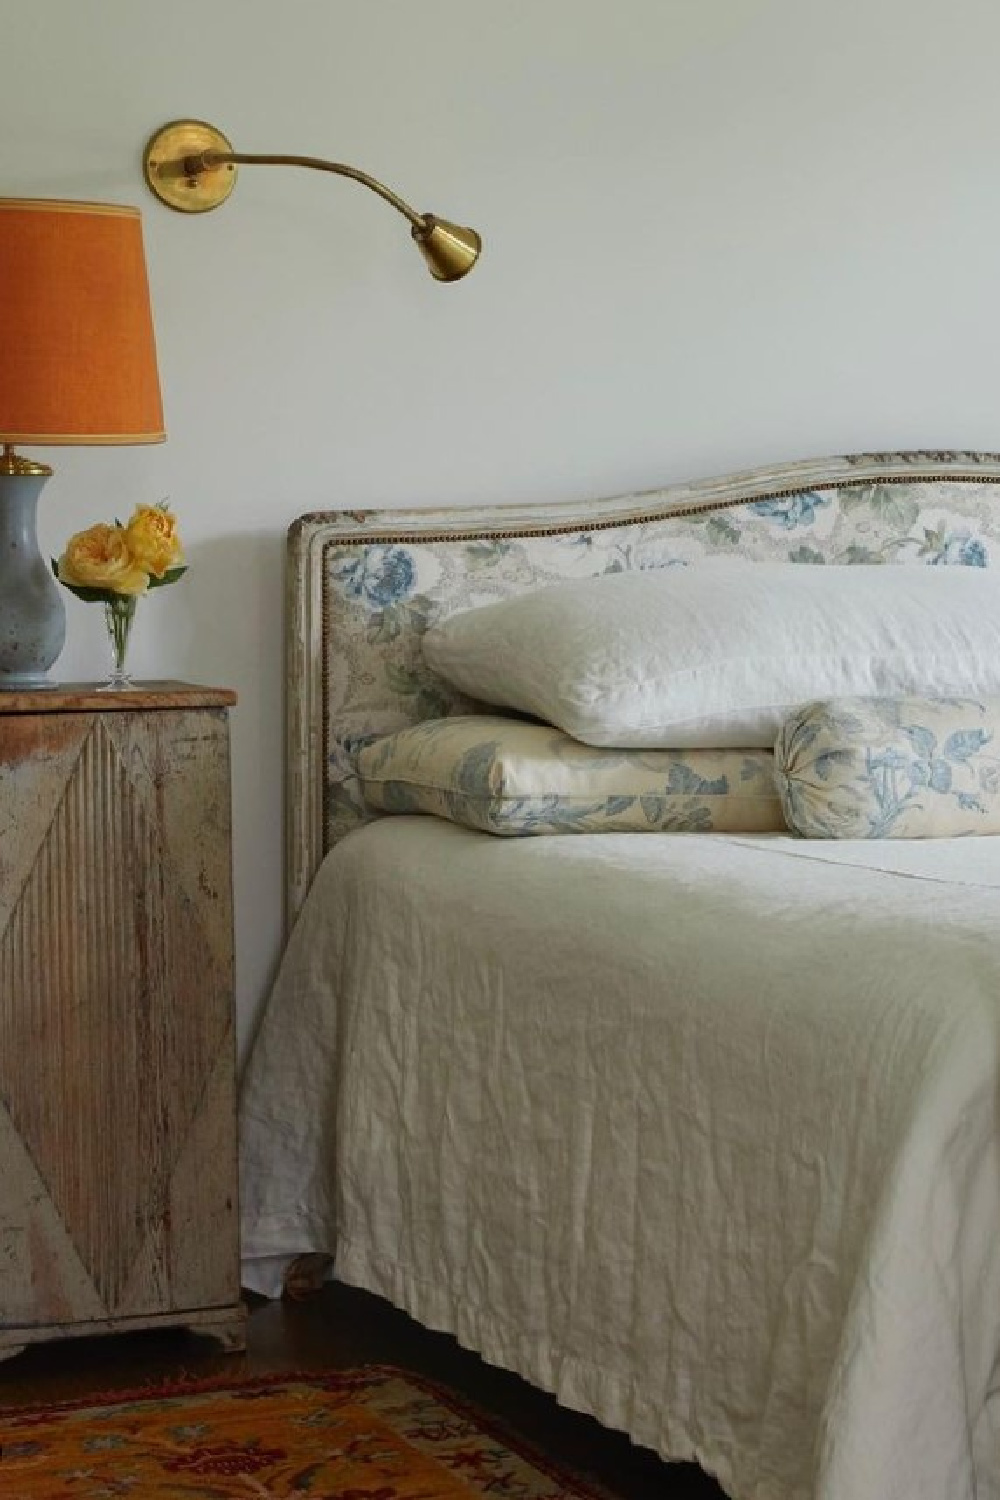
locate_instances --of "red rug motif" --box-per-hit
[0,1366,610,1498]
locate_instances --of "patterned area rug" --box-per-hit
[0,1366,611,1498]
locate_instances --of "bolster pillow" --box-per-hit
[774,696,1000,838]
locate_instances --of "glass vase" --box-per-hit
[101,595,138,690]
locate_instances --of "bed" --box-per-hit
[239,450,1000,1500]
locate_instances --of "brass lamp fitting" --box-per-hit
[142,119,481,282]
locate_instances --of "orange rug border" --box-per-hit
[0,1363,616,1500]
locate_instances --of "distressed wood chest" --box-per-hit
[0,683,245,1358]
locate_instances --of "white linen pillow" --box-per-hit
[775,696,1000,838]
[358,714,784,836]
[422,563,1000,749]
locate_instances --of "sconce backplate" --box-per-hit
[143,119,238,213]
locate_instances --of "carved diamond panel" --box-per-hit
[0,711,232,1315]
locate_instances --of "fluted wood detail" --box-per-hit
[0,697,241,1351]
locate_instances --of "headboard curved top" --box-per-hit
[285,449,1000,925]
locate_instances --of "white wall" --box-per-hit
[4,0,1000,1054]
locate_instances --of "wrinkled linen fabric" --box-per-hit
[420,562,1000,749]
[240,820,1000,1500]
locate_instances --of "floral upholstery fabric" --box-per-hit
[775,696,1000,838]
[359,714,784,836]
[322,476,999,850]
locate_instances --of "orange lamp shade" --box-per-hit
[0,199,164,446]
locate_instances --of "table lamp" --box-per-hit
[0,200,164,689]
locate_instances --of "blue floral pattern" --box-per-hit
[775,696,1000,838]
[330,545,416,608]
[920,528,988,567]
[749,491,831,529]
[321,474,999,849]
[359,716,784,836]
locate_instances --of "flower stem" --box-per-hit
[103,595,138,688]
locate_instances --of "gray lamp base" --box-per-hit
[0,472,67,690]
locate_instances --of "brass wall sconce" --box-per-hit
[142,120,481,282]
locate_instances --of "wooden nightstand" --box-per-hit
[0,683,245,1359]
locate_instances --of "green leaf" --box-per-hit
[466,541,512,567]
[367,606,404,645]
[704,514,741,545]
[146,565,187,591]
[71,586,117,603]
[385,663,424,695]
[842,543,883,565]
[840,483,920,531]
[366,595,432,646]
[50,566,116,604]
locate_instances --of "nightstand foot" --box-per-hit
[282,1252,332,1300]
[186,1303,248,1353]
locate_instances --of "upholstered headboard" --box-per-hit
[285,449,1000,926]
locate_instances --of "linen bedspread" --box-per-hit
[240,820,1000,1500]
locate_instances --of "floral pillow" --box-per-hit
[775,697,1000,838]
[358,715,784,836]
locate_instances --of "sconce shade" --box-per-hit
[0,199,164,445]
[412,216,482,282]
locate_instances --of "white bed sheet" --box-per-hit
[240,819,1000,1500]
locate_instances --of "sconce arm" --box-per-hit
[193,149,427,230]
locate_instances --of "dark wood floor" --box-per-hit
[0,1279,727,1499]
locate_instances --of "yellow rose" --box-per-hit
[124,504,183,579]
[57,524,149,597]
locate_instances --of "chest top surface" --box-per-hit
[0,681,237,715]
